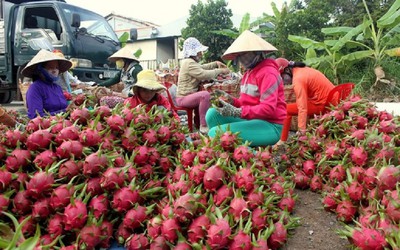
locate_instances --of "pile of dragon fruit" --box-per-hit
[281,96,400,249]
[0,100,300,250]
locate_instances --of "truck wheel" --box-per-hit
[0,91,15,104]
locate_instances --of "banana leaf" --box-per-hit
[341,50,374,61]
[330,23,370,51]
[377,0,400,27]
[321,26,354,35]
[305,48,317,60]
[16,225,40,250]
[288,35,326,50]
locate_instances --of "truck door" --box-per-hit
[14,5,64,66]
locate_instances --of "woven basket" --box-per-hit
[207,83,240,98]
[284,85,296,103]
[109,82,124,93]
[19,82,32,108]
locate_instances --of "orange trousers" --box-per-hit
[281,102,325,141]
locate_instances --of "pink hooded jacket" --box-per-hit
[232,58,286,124]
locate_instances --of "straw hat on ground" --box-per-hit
[132,70,166,93]
[222,30,278,60]
[21,49,73,78]
[108,43,140,62]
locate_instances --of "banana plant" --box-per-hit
[289,0,400,86]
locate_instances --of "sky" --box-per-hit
[66,0,287,26]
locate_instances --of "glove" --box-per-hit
[15,122,26,131]
[213,89,233,104]
[216,100,242,117]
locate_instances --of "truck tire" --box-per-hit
[0,91,15,104]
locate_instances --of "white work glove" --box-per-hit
[216,100,242,117]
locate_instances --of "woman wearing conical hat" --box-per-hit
[205,30,286,146]
[98,43,143,97]
[124,70,179,120]
[22,49,72,119]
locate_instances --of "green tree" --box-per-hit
[330,0,395,27]
[181,0,234,62]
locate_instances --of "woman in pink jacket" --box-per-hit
[205,30,287,146]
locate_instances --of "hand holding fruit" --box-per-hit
[220,68,230,75]
[216,61,227,68]
[213,89,233,104]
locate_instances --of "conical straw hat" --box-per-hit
[21,49,73,77]
[222,30,277,60]
[108,43,140,62]
[132,70,166,93]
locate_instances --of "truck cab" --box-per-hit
[0,0,122,103]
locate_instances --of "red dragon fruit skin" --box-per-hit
[47,214,64,237]
[111,187,140,212]
[26,129,53,151]
[26,171,55,199]
[336,200,357,222]
[147,215,163,240]
[235,167,255,192]
[206,218,231,248]
[63,199,88,231]
[187,214,210,244]
[0,169,12,192]
[229,230,252,250]
[88,194,109,220]
[32,198,51,219]
[0,194,10,212]
[377,165,400,191]
[173,193,199,224]
[229,196,249,220]
[98,220,114,248]
[203,164,225,192]
[268,222,287,249]
[161,218,181,243]
[50,184,74,211]
[125,233,150,250]
[122,205,148,230]
[351,227,387,250]
[78,224,102,249]
[213,184,233,206]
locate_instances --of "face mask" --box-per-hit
[38,64,59,83]
[116,59,125,69]
[238,52,261,69]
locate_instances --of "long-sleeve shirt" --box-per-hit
[123,93,179,120]
[232,59,287,125]
[57,71,78,93]
[26,79,68,119]
[99,62,143,90]
[176,59,226,97]
[292,67,335,130]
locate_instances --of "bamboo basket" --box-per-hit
[19,81,32,108]
[284,85,296,103]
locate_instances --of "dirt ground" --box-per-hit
[282,189,350,250]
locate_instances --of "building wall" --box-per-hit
[107,16,153,39]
